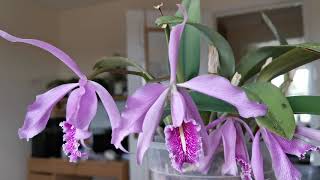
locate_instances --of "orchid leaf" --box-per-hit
[92,56,153,80]
[237,43,320,84]
[244,82,295,139]
[191,92,320,116]
[175,0,201,82]
[261,12,288,45]
[156,16,235,79]
[257,43,320,82]
[237,46,293,85]
[190,91,237,113]
[237,13,289,85]
[287,96,320,115]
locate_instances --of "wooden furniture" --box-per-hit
[28,158,129,180]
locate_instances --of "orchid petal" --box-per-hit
[198,129,222,173]
[0,30,85,78]
[233,117,254,140]
[252,131,264,180]
[164,119,202,172]
[234,122,252,180]
[18,83,78,139]
[168,4,188,83]
[262,129,301,180]
[66,87,82,124]
[206,116,226,131]
[171,88,186,127]
[177,75,267,118]
[179,89,209,155]
[75,129,92,140]
[296,126,320,142]
[136,89,169,164]
[89,81,121,129]
[89,81,125,150]
[273,133,320,159]
[221,120,238,176]
[111,83,166,150]
[66,83,98,130]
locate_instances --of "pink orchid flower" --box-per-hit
[111,4,267,172]
[200,116,254,180]
[252,127,320,180]
[0,30,122,162]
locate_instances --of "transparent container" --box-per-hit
[147,141,275,180]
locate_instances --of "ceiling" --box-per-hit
[33,0,113,10]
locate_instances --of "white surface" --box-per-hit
[0,1,60,179]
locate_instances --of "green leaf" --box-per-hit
[156,16,235,79]
[237,46,294,84]
[190,91,237,113]
[192,24,235,78]
[175,0,201,82]
[155,16,183,26]
[244,82,296,139]
[257,43,320,82]
[261,12,288,45]
[288,96,320,115]
[163,115,172,125]
[92,56,153,80]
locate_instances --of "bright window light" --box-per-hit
[290,68,309,95]
[271,75,284,87]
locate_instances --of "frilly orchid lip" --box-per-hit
[111,4,267,167]
[164,119,202,172]
[252,127,320,180]
[0,29,122,162]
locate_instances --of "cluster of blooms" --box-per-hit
[0,4,320,180]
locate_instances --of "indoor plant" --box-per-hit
[1,1,320,180]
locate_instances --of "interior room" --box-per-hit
[1,0,320,180]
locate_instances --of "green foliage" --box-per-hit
[92,56,153,80]
[288,96,320,115]
[190,91,237,113]
[261,12,288,45]
[257,43,320,82]
[175,0,201,82]
[237,46,293,84]
[156,16,235,79]
[244,82,296,139]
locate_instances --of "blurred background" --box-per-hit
[0,0,320,179]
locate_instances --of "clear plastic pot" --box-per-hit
[147,141,275,180]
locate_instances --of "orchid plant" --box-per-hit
[1,1,320,180]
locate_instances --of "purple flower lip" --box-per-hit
[236,158,252,180]
[164,119,203,172]
[60,122,87,163]
[299,146,320,160]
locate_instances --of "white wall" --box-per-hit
[27,0,299,80]
[0,1,60,179]
[57,0,295,77]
